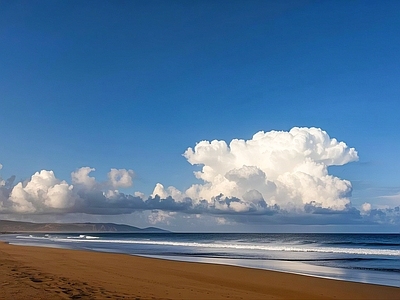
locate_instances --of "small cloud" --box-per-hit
[361,202,372,215]
[71,167,97,189]
[148,210,176,225]
[107,168,134,188]
[215,217,231,225]
[380,193,400,199]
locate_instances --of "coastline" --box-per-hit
[4,232,400,288]
[0,242,398,300]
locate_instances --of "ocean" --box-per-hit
[3,233,400,287]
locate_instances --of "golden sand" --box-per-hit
[0,242,398,299]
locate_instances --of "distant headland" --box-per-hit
[0,220,169,233]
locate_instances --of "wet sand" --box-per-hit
[0,242,398,299]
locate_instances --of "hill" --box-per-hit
[0,220,169,233]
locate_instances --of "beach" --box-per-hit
[0,242,398,300]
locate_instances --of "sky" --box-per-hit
[1,0,399,232]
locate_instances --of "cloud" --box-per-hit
[107,168,134,188]
[71,167,97,189]
[0,167,135,214]
[361,202,372,215]
[162,127,358,211]
[148,210,176,225]
[6,170,76,213]
[71,167,134,190]
[361,206,400,225]
[1,127,398,225]
[378,192,400,208]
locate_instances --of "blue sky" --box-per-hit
[1,0,399,231]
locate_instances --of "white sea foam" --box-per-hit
[17,235,400,256]
[17,234,99,240]
[17,235,47,240]
[116,240,400,256]
[63,235,100,239]
[72,235,99,239]
[84,235,100,239]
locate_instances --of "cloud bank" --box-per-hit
[1,127,398,225]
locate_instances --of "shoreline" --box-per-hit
[4,232,399,288]
[137,253,400,288]
[0,242,399,299]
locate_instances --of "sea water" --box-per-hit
[3,233,399,287]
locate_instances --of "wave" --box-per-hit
[17,235,400,256]
[17,235,48,240]
[120,240,400,256]
[324,241,400,247]
[67,235,100,240]
[16,234,99,240]
[344,266,400,273]
[151,253,400,273]
[150,253,392,262]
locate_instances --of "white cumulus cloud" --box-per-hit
[107,168,134,188]
[361,202,372,215]
[8,170,76,212]
[71,167,97,189]
[156,127,358,212]
[0,167,138,214]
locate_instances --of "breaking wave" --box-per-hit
[16,235,400,256]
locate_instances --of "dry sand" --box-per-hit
[0,242,398,300]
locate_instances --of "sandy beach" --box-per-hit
[0,242,398,300]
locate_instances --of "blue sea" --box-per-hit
[3,233,400,287]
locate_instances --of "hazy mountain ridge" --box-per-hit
[0,220,168,233]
